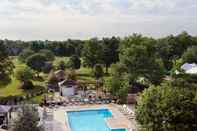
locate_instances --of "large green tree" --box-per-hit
[108,64,129,103]
[39,49,55,61]
[82,38,103,68]
[0,41,14,84]
[19,49,35,62]
[102,37,119,73]
[182,46,197,63]
[26,53,48,76]
[15,66,34,82]
[156,32,196,70]
[120,39,165,85]
[136,80,197,131]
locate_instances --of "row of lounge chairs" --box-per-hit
[120,105,136,131]
[44,97,113,107]
[119,104,135,120]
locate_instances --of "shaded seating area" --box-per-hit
[42,89,113,108]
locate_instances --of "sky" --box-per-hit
[0,0,197,40]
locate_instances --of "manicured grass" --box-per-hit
[53,57,69,66]
[0,76,23,97]
[0,57,48,99]
[0,56,112,103]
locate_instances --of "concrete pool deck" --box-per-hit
[41,104,136,131]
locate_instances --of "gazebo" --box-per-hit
[0,105,11,125]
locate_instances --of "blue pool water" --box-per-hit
[67,109,125,131]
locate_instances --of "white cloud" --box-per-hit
[0,0,197,40]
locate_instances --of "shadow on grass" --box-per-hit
[0,77,12,87]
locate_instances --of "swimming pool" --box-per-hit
[67,109,126,131]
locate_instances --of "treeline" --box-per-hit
[1,31,197,72]
[1,39,84,56]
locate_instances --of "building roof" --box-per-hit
[0,105,11,114]
[58,79,77,87]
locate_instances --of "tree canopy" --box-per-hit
[19,49,35,62]
[15,66,34,81]
[11,106,44,131]
[39,49,55,61]
[120,40,165,85]
[182,46,197,64]
[26,53,48,75]
[136,80,197,131]
[82,38,103,68]
[0,41,14,84]
[102,37,120,73]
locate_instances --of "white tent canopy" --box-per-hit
[181,63,197,71]
[185,67,197,74]
[179,63,197,74]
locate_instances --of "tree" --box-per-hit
[82,38,103,68]
[120,44,165,85]
[39,49,55,61]
[108,66,129,103]
[94,64,104,79]
[15,66,34,81]
[26,53,48,77]
[68,55,81,69]
[156,32,196,71]
[182,46,197,63]
[19,49,35,62]
[136,82,197,131]
[11,106,44,131]
[0,41,14,84]
[102,37,119,73]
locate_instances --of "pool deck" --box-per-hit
[41,104,136,131]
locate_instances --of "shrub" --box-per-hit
[15,67,34,81]
[68,55,81,69]
[20,80,34,90]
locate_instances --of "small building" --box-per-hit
[55,70,66,82]
[59,80,78,96]
[0,105,11,125]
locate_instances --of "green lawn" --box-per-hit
[0,56,112,103]
[0,76,23,97]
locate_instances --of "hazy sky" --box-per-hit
[0,0,197,40]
